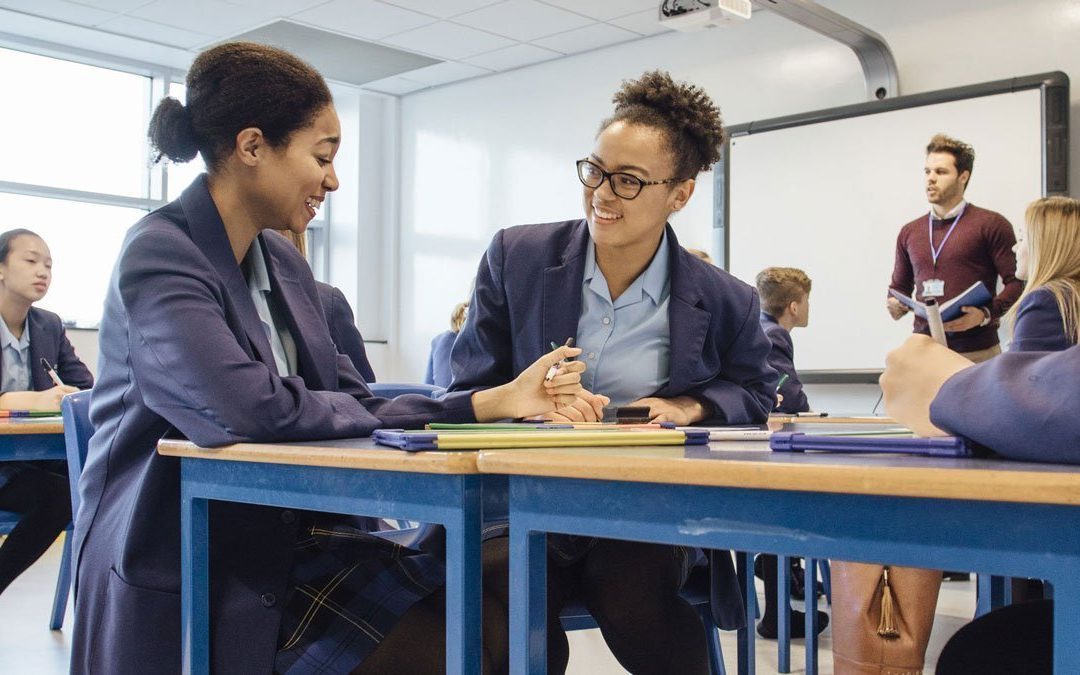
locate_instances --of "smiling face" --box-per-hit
[1013,224,1030,281]
[253,105,342,235]
[582,121,694,253]
[0,234,52,305]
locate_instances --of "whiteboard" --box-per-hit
[723,86,1051,373]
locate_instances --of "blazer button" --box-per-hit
[281,510,296,525]
[261,592,277,608]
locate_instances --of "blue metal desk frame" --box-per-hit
[506,474,1080,674]
[178,456,498,675]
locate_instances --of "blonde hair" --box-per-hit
[685,247,715,264]
[755,267,812,317]
[1006,196,1080,345]
[449,301,469,333]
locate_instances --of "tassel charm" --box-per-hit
[878,567,901,639]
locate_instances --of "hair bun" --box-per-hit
[147,97,199,163]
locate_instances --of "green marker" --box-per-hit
[775,373,790,391]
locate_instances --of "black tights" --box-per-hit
[545,539,708,675]
[936,599,1052,675]
[0,466,71,597]
[353,538,510,674]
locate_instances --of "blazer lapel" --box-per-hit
[262,236,338,390]
[542,221,590,351]
[662,226,711,395]
[26,310,51,391]
[179,176,277,372]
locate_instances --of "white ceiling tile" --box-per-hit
[97,15,213,48]
[608,8,670,36]
[292,0,435,40]
[462,42,558,71]
[401,60,491,85]
[360,75,427,95]
[0,0,117,26]
[68,0,155,11]
[532,21,639,54]
[454,0,592,41]
[377,0,503,19]
[382,21,513,60]
[130,0,272,36]
[222,0,327,12]
[536,0,658,21]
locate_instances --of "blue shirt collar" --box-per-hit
[0,316,30,352]
[583,230,671,306]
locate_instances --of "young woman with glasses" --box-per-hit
[450,70,777,675]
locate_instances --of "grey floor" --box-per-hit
[2,536,973,674]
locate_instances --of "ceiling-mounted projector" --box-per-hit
[658,0,752,31]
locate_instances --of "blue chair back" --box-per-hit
[61,390,93,519]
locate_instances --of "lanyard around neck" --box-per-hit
[928,203,967,267]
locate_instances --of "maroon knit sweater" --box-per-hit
[889,203,1022,352]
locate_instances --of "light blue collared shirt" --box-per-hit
[0,317,31,393]
[574,232,671,406]
[246,241,298,378]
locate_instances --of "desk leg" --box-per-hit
[1054,576,1080,673]
[180,492,209,675]
[737,552,756,675]
[444,476,483,675]
[777,554,790,673]
[804,558,819,675]
[511,526,547,675]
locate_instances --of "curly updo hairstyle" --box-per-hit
[600,70,725,180]
[147,42,332,171]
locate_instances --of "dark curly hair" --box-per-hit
[148,41,332,171]
[600,70,725,179]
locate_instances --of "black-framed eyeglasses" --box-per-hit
[576,158,684,200]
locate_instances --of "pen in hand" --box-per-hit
[775,373,789,391]
[40,357,65,388]
[545,338,575,381]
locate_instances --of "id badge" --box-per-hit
[922,278,945,298]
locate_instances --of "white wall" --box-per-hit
[390,0,1080,383]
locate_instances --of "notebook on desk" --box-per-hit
[374,428,710,452]
[770,431,976,458]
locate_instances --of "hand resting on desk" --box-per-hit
[880,335,974,437]
[629,395,710,426]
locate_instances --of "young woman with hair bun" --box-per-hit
[72,41,584,675]
[451,70,777,674]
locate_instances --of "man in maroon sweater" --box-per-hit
[887,133,1022,362]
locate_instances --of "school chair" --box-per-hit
[746,553,832,675]
[51,389,93,630]
[0,508,72,630]
[559,565,728,675]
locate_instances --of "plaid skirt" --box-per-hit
[273,518,444,675]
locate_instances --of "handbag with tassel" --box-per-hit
[831,562,943,675]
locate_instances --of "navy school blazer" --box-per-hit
[0,306,94,392]
[71,175,477,674]
[760,313,810,413]
[931,345,1080,463]
[425,329,457,388]
[1010,287,1074,353]
[449,219,778,629]
[316,281,377,382]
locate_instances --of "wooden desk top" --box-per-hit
[158,437,480,474]
[477,443,1080,506]
[0,418,63,435]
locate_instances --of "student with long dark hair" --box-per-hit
[0,228,92,599]
[451,71,776,674]
[71,42,584,674]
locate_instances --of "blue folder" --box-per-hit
[770,431,975,457]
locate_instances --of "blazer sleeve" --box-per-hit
[423,342,436,385]
[766,328,809,413]
[686,292,777,425]
[889,228,915,297]
[1010,289,1072,353]
[929,346,1080,463]
[327,286,376,383]
[54,321,94,390]
[448,230,515,391]
[120,229,472,448]
[987,216,1023,319]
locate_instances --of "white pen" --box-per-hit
[40,357,65,387]
[544,338,574,381]
[924,298,948,346]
